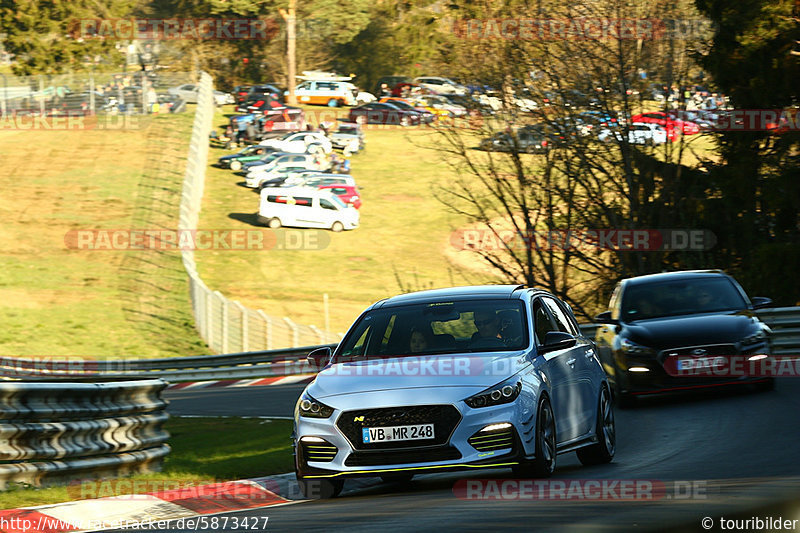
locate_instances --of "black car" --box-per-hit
[478,129,552,153]
[594,270,774,406]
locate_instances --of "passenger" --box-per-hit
[472,310,502,341]
[409,327,433,353]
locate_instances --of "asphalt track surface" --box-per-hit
[161,380,800,532]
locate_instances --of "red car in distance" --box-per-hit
[630,111,701,140]
[318,184,362,209]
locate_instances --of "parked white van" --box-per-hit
[257,187,359,232]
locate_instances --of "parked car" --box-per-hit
[329,122,366,153]
[413,76,469,95]
[377,98,436,123]
[218,145,276,171]
[597,123,669,145]
[630,111,701,140]
[244,153,322,187]
[167,84,231,106]
[291,80,358,107]
[409,94,468,117]
[348,102,425,126]
[283,173,357,190]
[593,270,774,406]
[256,170,322,191]
[319,184,362,209]
[293,285,615,498]
[257,187,359,231]
[478,129,551,153]
[259,131,332,155]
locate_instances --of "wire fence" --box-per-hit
[0,70,196,116]
[179,72,342,353]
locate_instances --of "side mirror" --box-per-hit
[307,346,332,371]
[540,331,577,354]
[594,311,619,325]
[751,297,773,310]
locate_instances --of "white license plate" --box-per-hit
[676,356,726,371]
[362,424,435,443]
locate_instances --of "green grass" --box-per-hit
[0,417,294,510]
[196,107,495,334]
[0,111,209,357]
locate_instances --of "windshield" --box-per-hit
[335,299,528,361]
[620,277,747,321]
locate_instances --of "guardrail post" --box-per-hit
[234,301,248,353]
[284,317,299,347]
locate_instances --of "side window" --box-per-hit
[341,326,370,358]
[295,196,312,207]
[543,297,577,335]
[608,284,622,320]
[320,199,338,210]
[532,299,559,345]
[298,82,312,90]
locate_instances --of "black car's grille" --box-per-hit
[344,446,462,466]
[300,439,338,463]
[336,405,462,450]
[659,344,738,361]
[468,426,515,452]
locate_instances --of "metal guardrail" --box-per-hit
[0,380,170,489]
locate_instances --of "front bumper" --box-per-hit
[295,402,526,479]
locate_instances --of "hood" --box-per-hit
[309,353,524,400]
[621,311,761,350]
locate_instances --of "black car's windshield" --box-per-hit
[621,277,747,321]
[335,299,528,361]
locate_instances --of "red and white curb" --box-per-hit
[0,475,380,532]
[166,374,314,391]
[0,479,296,533]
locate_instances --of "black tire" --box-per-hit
[514,396,556,478]
[268,218,282,229]
[380,473,414,484]
[296,476,344,499]
[328,99,339,108]
[400,116,410,127]
[230,160,242,171]
[331,221,344,232]
[577,386,616,466]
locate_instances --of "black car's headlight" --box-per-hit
[297,392,334,419]
[741,329,768,346]
[620,338,656,356]
[464,377,522,409]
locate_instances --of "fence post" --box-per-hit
[205,285,214,348]
[234,301,248,353]
[218,291,229,354]
[284,317,299,347]
[257,310,272,351]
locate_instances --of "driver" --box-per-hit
[472,310,503,342]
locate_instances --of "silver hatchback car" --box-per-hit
[294,285,615,498]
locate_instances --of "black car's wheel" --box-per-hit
[380,473,414,484]
[514,396,556,478]
[328,99,339,108]
[400,116,410,127]
[267,218,282,229]
[296,476,344,499]
[230,160,242,171]
[331,221,344,232]
[577,386,616,466]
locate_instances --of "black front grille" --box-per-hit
[336,405,462,450]
[300,439,338,463]
[345,446,462,466]
[468,427,515,452]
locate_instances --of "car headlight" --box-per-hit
[464,377,522,409]
[620,338,655,356]
[297,392,334,419]
[741,330,768,346]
